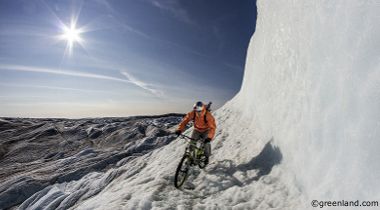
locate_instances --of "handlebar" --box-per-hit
[177,133,206,144]
[176,134,206,151]
[178,134,195,141]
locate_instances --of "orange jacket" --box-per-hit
[177,108,216,139]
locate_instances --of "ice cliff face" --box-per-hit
[230,0,380,202]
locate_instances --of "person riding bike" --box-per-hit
[175,101,216,165]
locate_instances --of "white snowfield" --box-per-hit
[9,0,380,209]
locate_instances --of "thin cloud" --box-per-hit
[95,0,117,14]
[0,64,165,98]
[0,82,118,95]
[148,0,194,25]
[100,0,217,60]
[0,64,130,83]
[222,61,245,72]
[120,70,163,97]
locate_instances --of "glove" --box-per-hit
[175,130,182,136]
[205,138,211,143]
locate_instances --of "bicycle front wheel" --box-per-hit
[174,154,191,188]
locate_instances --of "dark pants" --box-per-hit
[191,130,211,158]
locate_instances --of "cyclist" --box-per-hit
[175,101,216,165]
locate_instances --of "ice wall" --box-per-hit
[229,0,380,201]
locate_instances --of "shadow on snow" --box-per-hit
[206,138,282,188]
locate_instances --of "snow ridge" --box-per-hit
[0,115,186,209]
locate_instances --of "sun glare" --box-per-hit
[63,25,82,45]
[59,23,85,59]
[52,1,89,65]
[64,26,81,43]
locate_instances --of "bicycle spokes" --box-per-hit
[174,135,207,188]
[174,155,190,188]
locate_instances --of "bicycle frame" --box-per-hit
[174,134,207,188]
[179,134,205,162]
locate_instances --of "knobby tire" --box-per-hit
[198,156,207,169]
[197,149,207,169]
[174,154,190,188]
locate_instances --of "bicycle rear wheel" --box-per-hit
[174,154,191,188]
[197,153,207,169]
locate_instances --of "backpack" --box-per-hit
[193,102,212,124]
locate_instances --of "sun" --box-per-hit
[62,24,83,49]
[64,26,81,43]
[51,1,90,65]
[57,22,86,60]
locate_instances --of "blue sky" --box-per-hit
[0,0,256,118]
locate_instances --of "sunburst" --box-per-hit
[64,25,81,44]
[58,20,85,57]
[62,23,83,54]
[53,1,89,64]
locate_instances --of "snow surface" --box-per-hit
[2,0,380,209]
[235,0,380,204]
[0,115,186,209]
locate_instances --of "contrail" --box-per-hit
[0,64,165,97]
[0,64,131,84]
[120,70,164,97]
